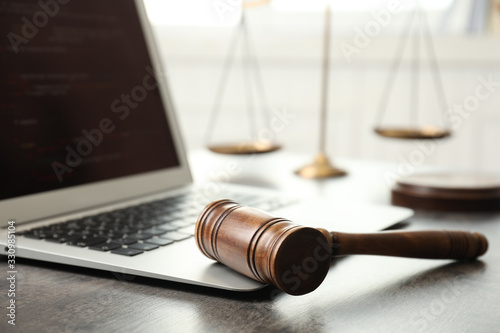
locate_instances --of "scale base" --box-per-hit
[207,141,282,155]
[295,153,347,179]
[375,126,451,140]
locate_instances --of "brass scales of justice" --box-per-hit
[375,3,500,212]
[374,3,451,140]
[297,2,451,179]
[204,1,347,179]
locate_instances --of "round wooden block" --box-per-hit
[391,173,500,212]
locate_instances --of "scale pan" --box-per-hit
[207,141,282,155]
[374,126,451,140]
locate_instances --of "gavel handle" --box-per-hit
[326,230,488,260]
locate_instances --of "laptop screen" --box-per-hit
[0,0,180,201]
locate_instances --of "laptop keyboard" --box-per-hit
[19,192,293,257]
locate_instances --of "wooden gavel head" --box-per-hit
[195,199,333,295]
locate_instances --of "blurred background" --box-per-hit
[143,0,500,173]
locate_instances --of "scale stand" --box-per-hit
[295,3,346,179]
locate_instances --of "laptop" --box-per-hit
[0,0,413,292]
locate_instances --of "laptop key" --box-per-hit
[46,234,80,244]
[155,215,181,224]
[111,247,144,256]
[97,231,125,239]
[128,243,159,251]
[156,224,178,232]
[135,222,155,230]
[144,238,174,246]
[170,220,194,228]
[112,237,139,245]
[67,236,108,247]
[126,233,154,241]
[23,232,44,240]
[142,228,167,236]
[160,231,192,242]
[90,242,122,252]
[114,226,138,234]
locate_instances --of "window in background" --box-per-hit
[143,0,453,26]
[272,0,453,12]
[142,0,479,36]
[143,0,241,26]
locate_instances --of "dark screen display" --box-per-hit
[0,0,180,200]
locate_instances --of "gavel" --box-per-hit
[195,199,488,296]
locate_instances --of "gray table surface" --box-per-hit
[1,151,499,333]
